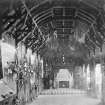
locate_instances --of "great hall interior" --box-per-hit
[0,0,105,105]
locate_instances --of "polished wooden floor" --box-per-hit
[28,89,100,105]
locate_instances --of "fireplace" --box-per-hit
[59,81,69,88]
[54,69,73,88]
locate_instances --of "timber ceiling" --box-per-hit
[1,0,105,65]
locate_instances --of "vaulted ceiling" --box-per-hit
[1,0,105,66]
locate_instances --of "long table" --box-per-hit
[0,80,16,105]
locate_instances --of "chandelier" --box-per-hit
[47,31,59,51]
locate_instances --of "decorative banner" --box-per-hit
[102,43,105,55]
[26,48,32,64]
[40,58,43,78]
[86,64,90,89]
[31,54,35,65]
[95,64,102,85]
[1,42,16,67]
[0,40,3,79]
[33,52,38,68]
[95,64,102,98]
[83,64,86,77]
[17,42,26,64]
[1,41,16,77]
[38,54,40,62]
